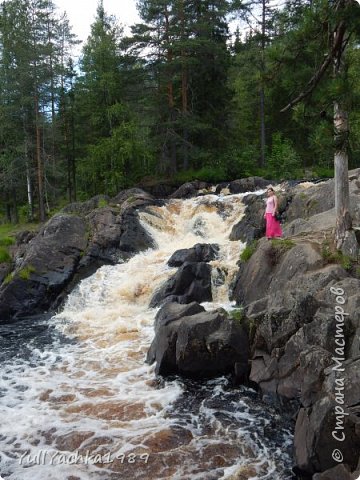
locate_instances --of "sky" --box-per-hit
[55,0,140,53]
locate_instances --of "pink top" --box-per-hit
[266,196,276,214]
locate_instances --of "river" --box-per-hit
[0,192,294,480]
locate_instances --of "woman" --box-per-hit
[264,187,282,239]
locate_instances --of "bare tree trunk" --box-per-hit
[334,101,358,256]
[24,122,34,222]
[35,93,46,222]
[333,24,358,257]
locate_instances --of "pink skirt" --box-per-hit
[265,213,282,238]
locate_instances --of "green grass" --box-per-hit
[0,236,15,246]
[271,238,295,250]
[18,265,36,280]
[97,197,108,208]
[229,308,245,323]
[321,239,358,272]
[0,246,11,263]
[3,272,14,285]
[240,240,258,262]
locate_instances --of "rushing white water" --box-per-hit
[0,192,293,480]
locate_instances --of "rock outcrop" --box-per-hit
[0,189,157,322]
[147,302,249,379]
[231,235,360,477]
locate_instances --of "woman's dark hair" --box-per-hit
[267,187,275,192]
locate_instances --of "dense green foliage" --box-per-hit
[0,0,359,223]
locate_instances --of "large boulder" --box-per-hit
[149,262,212,307]
[0,214,87,320]
[147,302,206,364]
[167,243,219,267]
[228,176,270,194]
[147,305,249,379]
[169,181,209,199]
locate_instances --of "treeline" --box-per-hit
[0,0,360,223]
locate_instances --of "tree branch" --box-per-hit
[280,20,347,112]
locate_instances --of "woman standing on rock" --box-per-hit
[264,187,282,239]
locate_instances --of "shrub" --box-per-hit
[267,133,303,180]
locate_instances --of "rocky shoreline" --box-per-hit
[0,172,359,479]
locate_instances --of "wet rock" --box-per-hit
[229,194,266,243]
[117,208,155,255]
[228,176,270,194]
[167,243,219,267]
[169,181,209,199]
[149,262,212,308]
[148,309,249,379]
[154,301,205,332]
[0,214,88,320]
[0,189,158,322]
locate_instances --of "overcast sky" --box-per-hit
[55,0,140,52]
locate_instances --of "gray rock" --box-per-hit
[228,176,270,194]
[150,262,212,307]
[294,359,360,475]
[229,194,266,243]
[167,243,219,267]
[62,194,110,215]
[154,301,205,332]
[285,181,335,222]
[169,181,209,199]
[0,214,87,320]
[148,309,249,379]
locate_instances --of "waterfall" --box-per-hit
[0,192,293,480]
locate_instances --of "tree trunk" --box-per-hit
[35,93,46,223]
[23,117,34,222]
[334,101,358,256]
[333,21,358,257]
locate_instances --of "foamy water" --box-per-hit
[0,192,293,480]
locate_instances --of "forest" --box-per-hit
[0,0,360,224]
